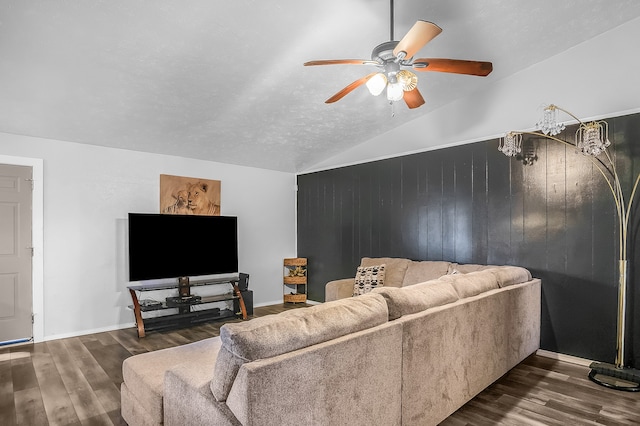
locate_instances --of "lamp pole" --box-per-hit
[499,105,640,391]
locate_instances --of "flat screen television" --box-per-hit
[128,213,238,282]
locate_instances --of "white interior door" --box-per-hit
[0,164,33,343]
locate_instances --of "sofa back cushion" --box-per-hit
[439,271,500,299]
[439,266,533,299]
[361,257,411,288]
[447,263,497,274]
[211,293,389,401]
[373,280,459,320]
[488,266,532,287]
[402,260,452,286]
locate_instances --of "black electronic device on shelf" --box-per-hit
[238,272,249,291]
[139,299,162,308]
[166,295,202,307]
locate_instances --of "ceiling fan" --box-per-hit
[304,0,493,109]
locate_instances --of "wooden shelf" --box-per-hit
[284,258,307,267]
[284,258,307,303]
[284,276,307,285]
[284,293,306,303]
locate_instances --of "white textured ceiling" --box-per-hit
[1,0,640,172]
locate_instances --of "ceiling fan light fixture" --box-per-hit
[397,70,418,91]
[366,73,388,96]
[303,0,492,110]
[386,81,404,102]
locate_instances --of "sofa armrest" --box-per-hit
[325,278,354,302]
[164,363,240,426]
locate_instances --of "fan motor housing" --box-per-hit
[371,41,399,62]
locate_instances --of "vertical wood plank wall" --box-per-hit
[297,112,640,365]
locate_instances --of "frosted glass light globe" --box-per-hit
[366,73,387,96]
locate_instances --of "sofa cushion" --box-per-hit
[488,266,532,287]
[353,264,386,296]
[361,257,411,288]
[447,263,497,274]
[325,277,356,302]
[439,271,500,299]
[164,361,240,426]
[121,336,222,425]
[211,293,389,401]
[402,260,452,286]
[373,280,459,320]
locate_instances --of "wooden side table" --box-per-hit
[283,258,307,303]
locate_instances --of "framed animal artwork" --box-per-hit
[160,174,221,216]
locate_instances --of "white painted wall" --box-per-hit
[0,134,296,340]
[305,16,640,172]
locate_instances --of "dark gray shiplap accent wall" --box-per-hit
[297,112,640,365]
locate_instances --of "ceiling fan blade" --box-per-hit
[393,21,442,59]
[325,73,378,104]
[403,87,425,109]
[304,59,378,66]
[413,58,493,76]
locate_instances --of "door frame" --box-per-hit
[0,155,44,343]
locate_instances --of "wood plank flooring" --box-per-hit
[1,303,638,425]
[443,355,640,425]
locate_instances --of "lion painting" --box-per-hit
[160,175,221,216]
[186,181,220,215]
[163,189,192,215]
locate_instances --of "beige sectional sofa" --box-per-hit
[325,256,498,301]
[121,259,540,426]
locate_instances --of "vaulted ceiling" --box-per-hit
[2,1,639,172]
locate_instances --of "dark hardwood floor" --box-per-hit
[1,303,638,425]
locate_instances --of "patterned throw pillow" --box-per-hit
[353,264,386,296]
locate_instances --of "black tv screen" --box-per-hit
[128,213,238,282]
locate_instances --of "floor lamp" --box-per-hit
[499,104,640,391]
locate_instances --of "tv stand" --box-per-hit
[127,276,248,338]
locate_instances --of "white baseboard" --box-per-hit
[536,349,593,367]
[44,322,134,342]
[253,300,285,308]
[42,300,319,343]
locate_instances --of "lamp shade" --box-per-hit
[397,70,418,91]
[386,82,404,101]
[366,73,388,96]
